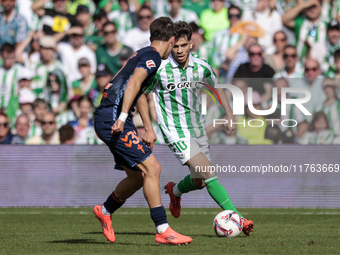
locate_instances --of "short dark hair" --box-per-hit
[102,21,117,31]
[273,31,287,42]
[138,5,153,17]
[1,43,15,54]
[32,99,49,110]
[334,49,340,60]
[283,44,296,52]
[59,124,75,144]
[247,43,262,54]
[150,17,175,42]
[78,95,93,108]
[228,4,242,16]
[174,21,192,41]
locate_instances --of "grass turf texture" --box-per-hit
[0,208,339,254]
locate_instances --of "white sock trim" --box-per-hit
[156,223,169,234]
[172,184,182,198]
[101,205,111,216]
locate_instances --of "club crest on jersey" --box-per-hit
[146,60,156,69]
[193,70,198,78]
[166,81,199,91]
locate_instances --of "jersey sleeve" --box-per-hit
[135,50,161,77]
[202,60,218,86]
[145,71,161,93]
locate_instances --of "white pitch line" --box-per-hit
[0,211,340,215]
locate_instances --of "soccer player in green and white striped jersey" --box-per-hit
[146,21,254,235]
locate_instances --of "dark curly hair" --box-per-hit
[174,21,192,42]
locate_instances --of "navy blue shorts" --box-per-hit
[94,110,151,171]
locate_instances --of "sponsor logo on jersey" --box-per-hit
[105,83,113,89]
[167,74,173,80]
[146,60,156,69]
[166,81,199,91]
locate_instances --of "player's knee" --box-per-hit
[193,178,205,189]
[145,161,161,179]
[153,162,162,179]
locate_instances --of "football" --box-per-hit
[213,210,243,237]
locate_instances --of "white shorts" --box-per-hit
[167,136,211,165]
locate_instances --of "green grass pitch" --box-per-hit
[1,207,339,254]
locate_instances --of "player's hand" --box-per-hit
[142,130,157,152]
[224,117,236,135]
[111,120,125,134]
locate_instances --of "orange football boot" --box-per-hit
[93,205,115,243]
[242,218,254,236]
[155,227,193,245]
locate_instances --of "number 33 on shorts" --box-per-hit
[121,130,145,153]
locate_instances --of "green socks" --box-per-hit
[175,174,242,218]
[204,176,242,217]
[177,174,200,193]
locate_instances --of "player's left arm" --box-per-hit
[111,68,148,134]
[112,50,161,134]
[137,93,157,151]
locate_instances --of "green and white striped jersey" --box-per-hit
[75,126,104,145]
[314,99,340,136]
[0,65,20,110]
[191,41,213,62]
[28,122,42,138]
[321,1,340,23]
[275,0,296,15]
[321,40,340,73]
[294,17,327,61]
[228,0,257,14]
[158,8,200,24]
[273,63,304,79]
[146,53,218,143]
[31,60,65,99]
[56,110,77,128]
[108,10,135,41]
[298,129,334,145]
[210,29,241,68]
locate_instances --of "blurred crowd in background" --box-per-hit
[1,0,340,145]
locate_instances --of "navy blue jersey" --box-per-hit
[97,46,161,121]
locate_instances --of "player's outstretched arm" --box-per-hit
[216,87,236,135]
[137,93,157,151]
[111,68,148,134]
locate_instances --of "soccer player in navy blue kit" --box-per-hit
[93,17,192,245]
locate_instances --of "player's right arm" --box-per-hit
[111,68,148,134]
